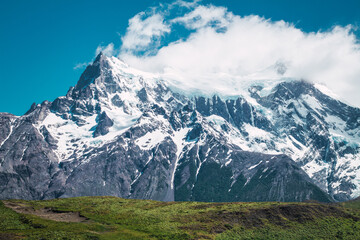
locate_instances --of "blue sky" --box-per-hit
[1,0,360,115]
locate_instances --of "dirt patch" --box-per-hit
[3,201,89,223]
[0,233,22,240]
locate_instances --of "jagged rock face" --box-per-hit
[93,112,113,137]
[0,112,58,200]
[0,53,358,202]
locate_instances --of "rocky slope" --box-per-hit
[0,53,359,202]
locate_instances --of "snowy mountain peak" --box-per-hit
[74,54,103,91]
[0,55,359,202]
[94,51,104,62]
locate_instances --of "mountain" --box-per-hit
[0,53,359,202]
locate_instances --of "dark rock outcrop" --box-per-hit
[93,112,114,137]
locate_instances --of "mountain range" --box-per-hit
[0,52,359,202]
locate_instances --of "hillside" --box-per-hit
[1,196,360,239]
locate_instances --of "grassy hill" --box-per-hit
[1,196,360,239]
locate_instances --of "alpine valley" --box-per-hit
[1,53,359,202]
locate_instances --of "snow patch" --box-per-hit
[244,124,271,140]
[170,128,190,189]
[249,161,262,170]
[136,130,167,150]
[0,123,13,148]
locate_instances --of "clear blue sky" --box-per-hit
[1,0,359,115]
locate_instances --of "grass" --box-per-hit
[1,196,360,239]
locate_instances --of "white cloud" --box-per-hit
[73,62,89,70]
[96,43,116,57]
[172,5,233,30]
[121,12,170,54]
[169,0,201,9]
[116,3,360,107]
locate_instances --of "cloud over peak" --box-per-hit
[103,1,360,106]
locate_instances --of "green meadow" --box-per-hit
[1,196,360,239]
